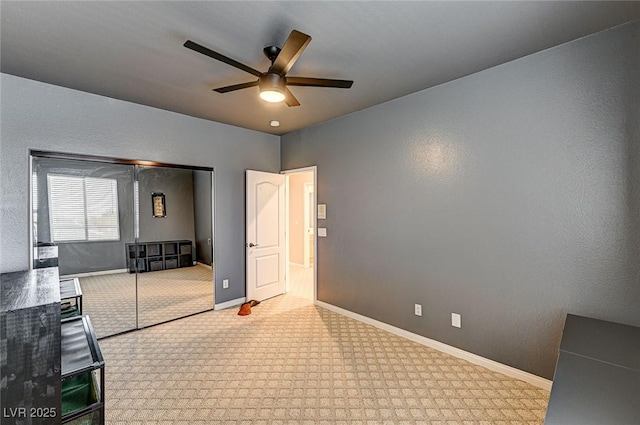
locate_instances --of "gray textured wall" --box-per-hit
[193,170,213,266]
[138,166,196,246]
[0,74,280,303]
[281,22,640,379]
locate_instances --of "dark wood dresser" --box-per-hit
[545,314,640,425]
[1,268,61,425]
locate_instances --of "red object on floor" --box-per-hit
[238,303,251,316]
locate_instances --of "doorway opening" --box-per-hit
[283,167,317,301]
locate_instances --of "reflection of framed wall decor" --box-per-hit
[152,192,166,218]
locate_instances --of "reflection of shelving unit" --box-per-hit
[127,244,147,273]
[61,316,105,424]
[146,242,163,271]
[126,240,193,273]
[164,242,178,269]
[60,278,82,319]
[179,242,192,268]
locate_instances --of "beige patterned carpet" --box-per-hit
[136,265,214,328]
[100,265,549,424]
[80,272,137,337]
[80,264,214,337]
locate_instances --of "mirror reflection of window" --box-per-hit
[47,174,120,242]
[32,171,38,243]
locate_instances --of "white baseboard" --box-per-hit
[214,297,246,311]
[197,262,213,270]
[315,300,552,391]
[61,268,128,279]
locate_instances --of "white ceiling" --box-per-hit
[2,1,639,135]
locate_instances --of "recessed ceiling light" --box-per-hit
[269,120,280,127]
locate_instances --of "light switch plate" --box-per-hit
[318,227,327,237]
[317,204,327,219]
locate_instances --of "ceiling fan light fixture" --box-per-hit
[260,89,285,103]
[259,73,286,103]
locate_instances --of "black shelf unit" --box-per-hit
[126,240,193,273]
[61,315,105,425]
[60,277,82,319]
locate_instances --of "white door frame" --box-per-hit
[303,182,314,269]
[281,166,318,303]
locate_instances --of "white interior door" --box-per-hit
[246,170,287,302]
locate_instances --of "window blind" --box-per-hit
[47,174,120,242]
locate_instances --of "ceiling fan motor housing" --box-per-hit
[259,73,285,92]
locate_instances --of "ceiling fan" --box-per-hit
[184,29,353,107]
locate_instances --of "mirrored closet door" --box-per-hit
[31,153,214,338]
[135,165,214,328]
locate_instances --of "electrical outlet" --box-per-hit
[222,279,229,289]
[414,304,422,316]
[451,313,461,328]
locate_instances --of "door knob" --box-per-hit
[247,243,259,248]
